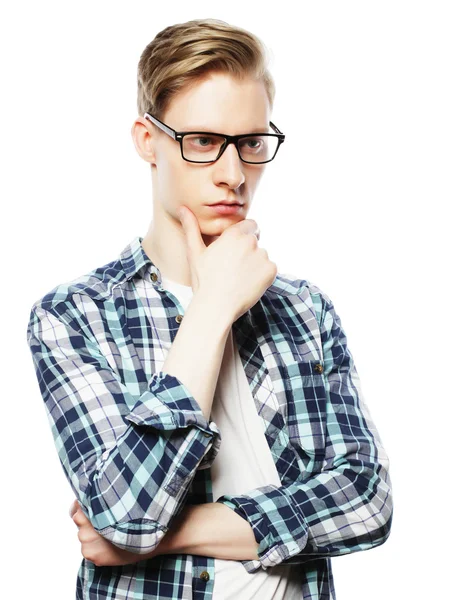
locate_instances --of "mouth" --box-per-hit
[205,203,244,215]
[208,200,244,207]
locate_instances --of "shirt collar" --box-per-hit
[119,235,302,298]
[119,236,160,283]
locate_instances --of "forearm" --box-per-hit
[162,290,232,421]
[153,503,260,561]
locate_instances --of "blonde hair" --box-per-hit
[137,18,275,121]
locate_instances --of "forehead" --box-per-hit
[178,123,269,133]
[164,72,271,134]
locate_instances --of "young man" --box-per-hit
[27,18,393,600]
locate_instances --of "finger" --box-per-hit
[234,218,260,238]
[178,205,206,260]
[69,498,80,518]
[72,508,91,527]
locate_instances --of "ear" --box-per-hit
[131,117,157,165]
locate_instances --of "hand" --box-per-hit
[70,499,158,567]
[178,205,277,323]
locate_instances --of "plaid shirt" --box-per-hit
[26,235,393,600]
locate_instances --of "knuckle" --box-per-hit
[78,529,91,543]
[72,509,83,523]
[82,547,90,560]
[249,234,258,248]
[82,547,100,566]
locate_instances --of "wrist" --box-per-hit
[164,504,200,554]
[151,505,199,557]
[189,290,234,334]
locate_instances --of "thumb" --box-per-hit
[178,206,206,261]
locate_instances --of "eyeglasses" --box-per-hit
[143,112,285,164]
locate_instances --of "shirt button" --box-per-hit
[314,363,324,374]
[175,314,183,324]
[150,272,158,282]
[203,431,212,437]
[199,571,210,582]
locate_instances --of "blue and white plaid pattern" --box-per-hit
[26,235,393,599]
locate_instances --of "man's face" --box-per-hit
[135,72,272,238]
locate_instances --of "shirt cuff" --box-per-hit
[215,484,308,571]
[126,371,221,469]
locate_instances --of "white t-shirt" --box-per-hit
[161,274,303,600]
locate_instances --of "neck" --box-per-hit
[141,196,218,287]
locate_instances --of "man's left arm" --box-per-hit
[213,287,394,573]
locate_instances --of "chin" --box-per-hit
[201,214,244,234]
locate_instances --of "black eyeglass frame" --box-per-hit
[143,112,285,164]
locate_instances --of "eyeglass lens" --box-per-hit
[182,134,279,163]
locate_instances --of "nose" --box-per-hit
[214,141,245,187]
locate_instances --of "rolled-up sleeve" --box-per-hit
[215,285,393,573]
[26,303,221,555]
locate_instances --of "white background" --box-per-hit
[1,1,450,598]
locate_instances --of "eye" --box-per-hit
[193,136,214,147]
[240,137,264,152]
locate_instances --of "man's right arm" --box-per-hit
[150,289,232,427]
[26,291,232,556]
